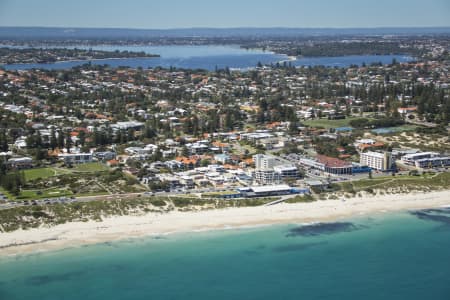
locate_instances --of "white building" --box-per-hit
[254,169,282,185]
[58,153,93,164]
[360,151,393,171]
[253,154,299,184]
[273,165,300,179]
[253,154,287,169]
[111,121,144,131]
[6,157,33,169]
[401,152,440,165]
[414,156,450,168]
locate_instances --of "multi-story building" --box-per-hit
[273,165,300,179]
[360,151,393,171]
[254,169,282,185]
[401,152,440,165]
[414,156,450,168]
[253,154,289,169]
[58,153,93,164]
[253,154,299,184]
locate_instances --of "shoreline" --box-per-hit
[1,190,449,257]
[1,56,160,67]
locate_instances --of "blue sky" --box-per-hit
[0,0,449,28]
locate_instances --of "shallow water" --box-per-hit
[1,210,449,299]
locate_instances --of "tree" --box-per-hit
[183,118,193,134]
[288,120,298,135]
[127,128,135,142]
[144,122,156,139]
[181,146,189,157]
[50,128,57,150]
[0,171,25,195]
[35,131,42,148]
[349,118,370,129]
[35,146,47,161]
[0,129,8,152]
[57,130,65,149]
[78,130,86,147]
[65,130,72,153]
[224,111,234,130]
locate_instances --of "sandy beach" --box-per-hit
[1,190,449,256]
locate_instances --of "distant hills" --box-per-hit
[1,27,450,40]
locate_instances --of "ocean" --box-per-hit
[1,44,414,71]
[1,208,449,300]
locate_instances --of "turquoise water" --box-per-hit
[1,209,450,300]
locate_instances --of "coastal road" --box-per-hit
[0,189,208,210]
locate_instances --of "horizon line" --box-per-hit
[2,25,450,31]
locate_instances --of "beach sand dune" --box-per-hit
[1,190,449,256]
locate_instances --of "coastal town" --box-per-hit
[0,36,449,216]
[2,1,450,299]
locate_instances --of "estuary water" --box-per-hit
[1,44,414,70]
[0,209,449,300]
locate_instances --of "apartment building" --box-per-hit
[360,151,393,171]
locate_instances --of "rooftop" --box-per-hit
[316,155,352,168]
[247,184,292,193]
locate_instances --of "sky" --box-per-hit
[0,0,449,29]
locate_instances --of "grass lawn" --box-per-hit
[303,116,362,129]
[73,162,109,172]
[23,167,57,181]
[15,187,73,200]
[0,187,14,200]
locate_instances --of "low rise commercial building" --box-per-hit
[414,156,450,168]
[6,157,33,169]
[401,152,440,165]
[234,184,309,198]
[299,155,352,175]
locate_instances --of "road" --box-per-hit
[0,169,445,211]
[0,187,230,210]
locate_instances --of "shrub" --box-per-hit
[150,199,166,207]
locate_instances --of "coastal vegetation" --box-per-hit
[0,34,449,235]
[278,42,420,57]
[1,164,145,200]
[335,172,450,195]
[2,169,449,232]
[0,47,159,64]
[3,170,449,233]
[0,195,279,232]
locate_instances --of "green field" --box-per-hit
[23,166,81,182]
[17,188,73,200]
[73,162,110,172]
[23,168,57,181]
[303,117,360,129]
[6,163,111,201]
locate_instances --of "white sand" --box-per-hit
[1,190,449,256]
